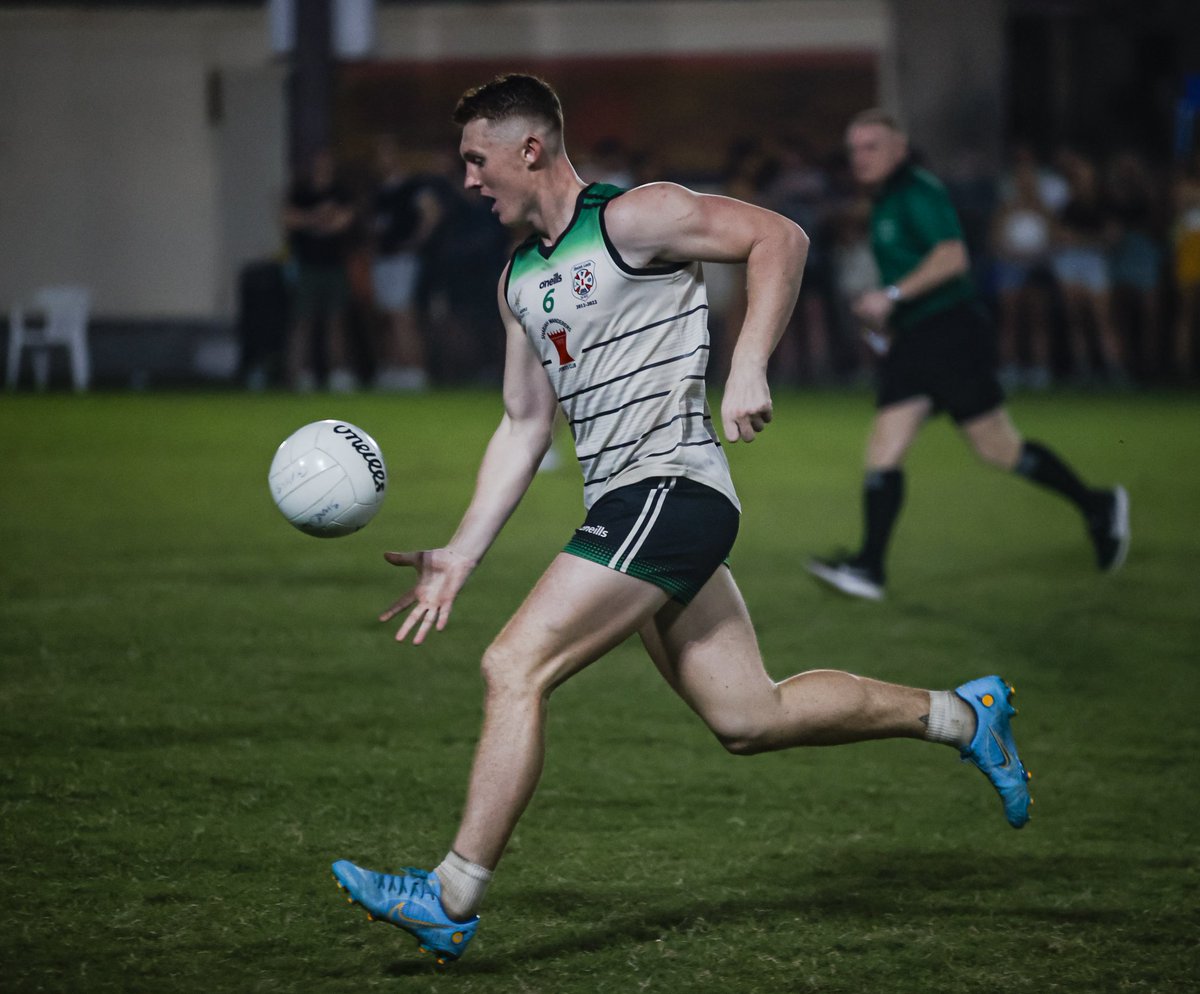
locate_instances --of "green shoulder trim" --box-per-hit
[581,182,625,206]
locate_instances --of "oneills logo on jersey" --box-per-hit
[541,318,576,369]
[571,260,597,308]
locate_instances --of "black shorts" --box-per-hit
[877,301,1004,424]
[563,476,739,605]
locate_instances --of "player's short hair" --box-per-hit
[849,108,905,133]
[453,74,564,135]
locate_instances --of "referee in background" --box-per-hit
[808,109,1129,601]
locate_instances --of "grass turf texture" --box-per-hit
[1,389,1197,993]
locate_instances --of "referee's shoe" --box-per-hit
[806,554,885,601]
[1087,485,1130,572]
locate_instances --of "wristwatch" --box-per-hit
[884,284,903,303]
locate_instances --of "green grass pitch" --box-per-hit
[1,388,1197,993]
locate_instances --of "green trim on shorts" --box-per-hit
[563,534,695,602]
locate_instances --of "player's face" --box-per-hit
[846,123,907,187]
[459,118,534,227]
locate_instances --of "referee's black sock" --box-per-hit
[859,468,904,574]
[1013,440,1102,516]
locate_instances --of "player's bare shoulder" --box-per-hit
[604,182,793,268]
[602,182,701,269]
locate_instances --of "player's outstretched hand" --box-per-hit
[379,548,476,645]
[720,367,773,442]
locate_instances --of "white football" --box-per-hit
[268,420,387,537]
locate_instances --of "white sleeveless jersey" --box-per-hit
[505,184,739,511]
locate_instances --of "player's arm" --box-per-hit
[852,239,968,327]
[435,274,558,564]
[604,182,809,442]
[381,267,558,644]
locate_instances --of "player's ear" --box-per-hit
[523,133,544,169]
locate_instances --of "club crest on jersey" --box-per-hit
[571,260,597,307]
[541,318,576,370]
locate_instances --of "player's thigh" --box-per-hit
[486,552,670,696]
[865,396,931,469]
[639,566,777,726]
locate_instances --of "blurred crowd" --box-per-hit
[240,138,513,393]
[238,134,1200,393]
[706,135,1200,391]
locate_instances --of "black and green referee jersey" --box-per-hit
[870,160,974,331]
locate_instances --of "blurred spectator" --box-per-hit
[943,147,999,294]
[368,136,443,392]
[764,137,846,383]
[1107,151,1166,378]
[282,147,357,392]
[712,138,777,383]
[1171,148,1200,379]
[989,151,1056,390]
[722,137,775,204]
[578,136,638,188]
[1050,152,1126,385]
[236,258,290,390]
[418,151,512,383]
[997,143,1071,215]
[828,196,881,376]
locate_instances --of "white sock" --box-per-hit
[924,690,975,748]
[434,851,492,921]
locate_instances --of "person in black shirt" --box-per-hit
[1049,152,1125,384]
[283,147,356,392]
[368,136,443,391]
[1106,152,1165,377]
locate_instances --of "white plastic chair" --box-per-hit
[6,286,92,391]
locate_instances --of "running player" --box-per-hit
[808,110,1129,601]
[331,77,1032,964]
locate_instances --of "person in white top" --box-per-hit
[330,74,1032,965]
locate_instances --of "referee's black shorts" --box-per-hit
[876,300,1005,424]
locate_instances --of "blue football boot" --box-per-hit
[331,860,479,964]
[955,675,1032,828]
